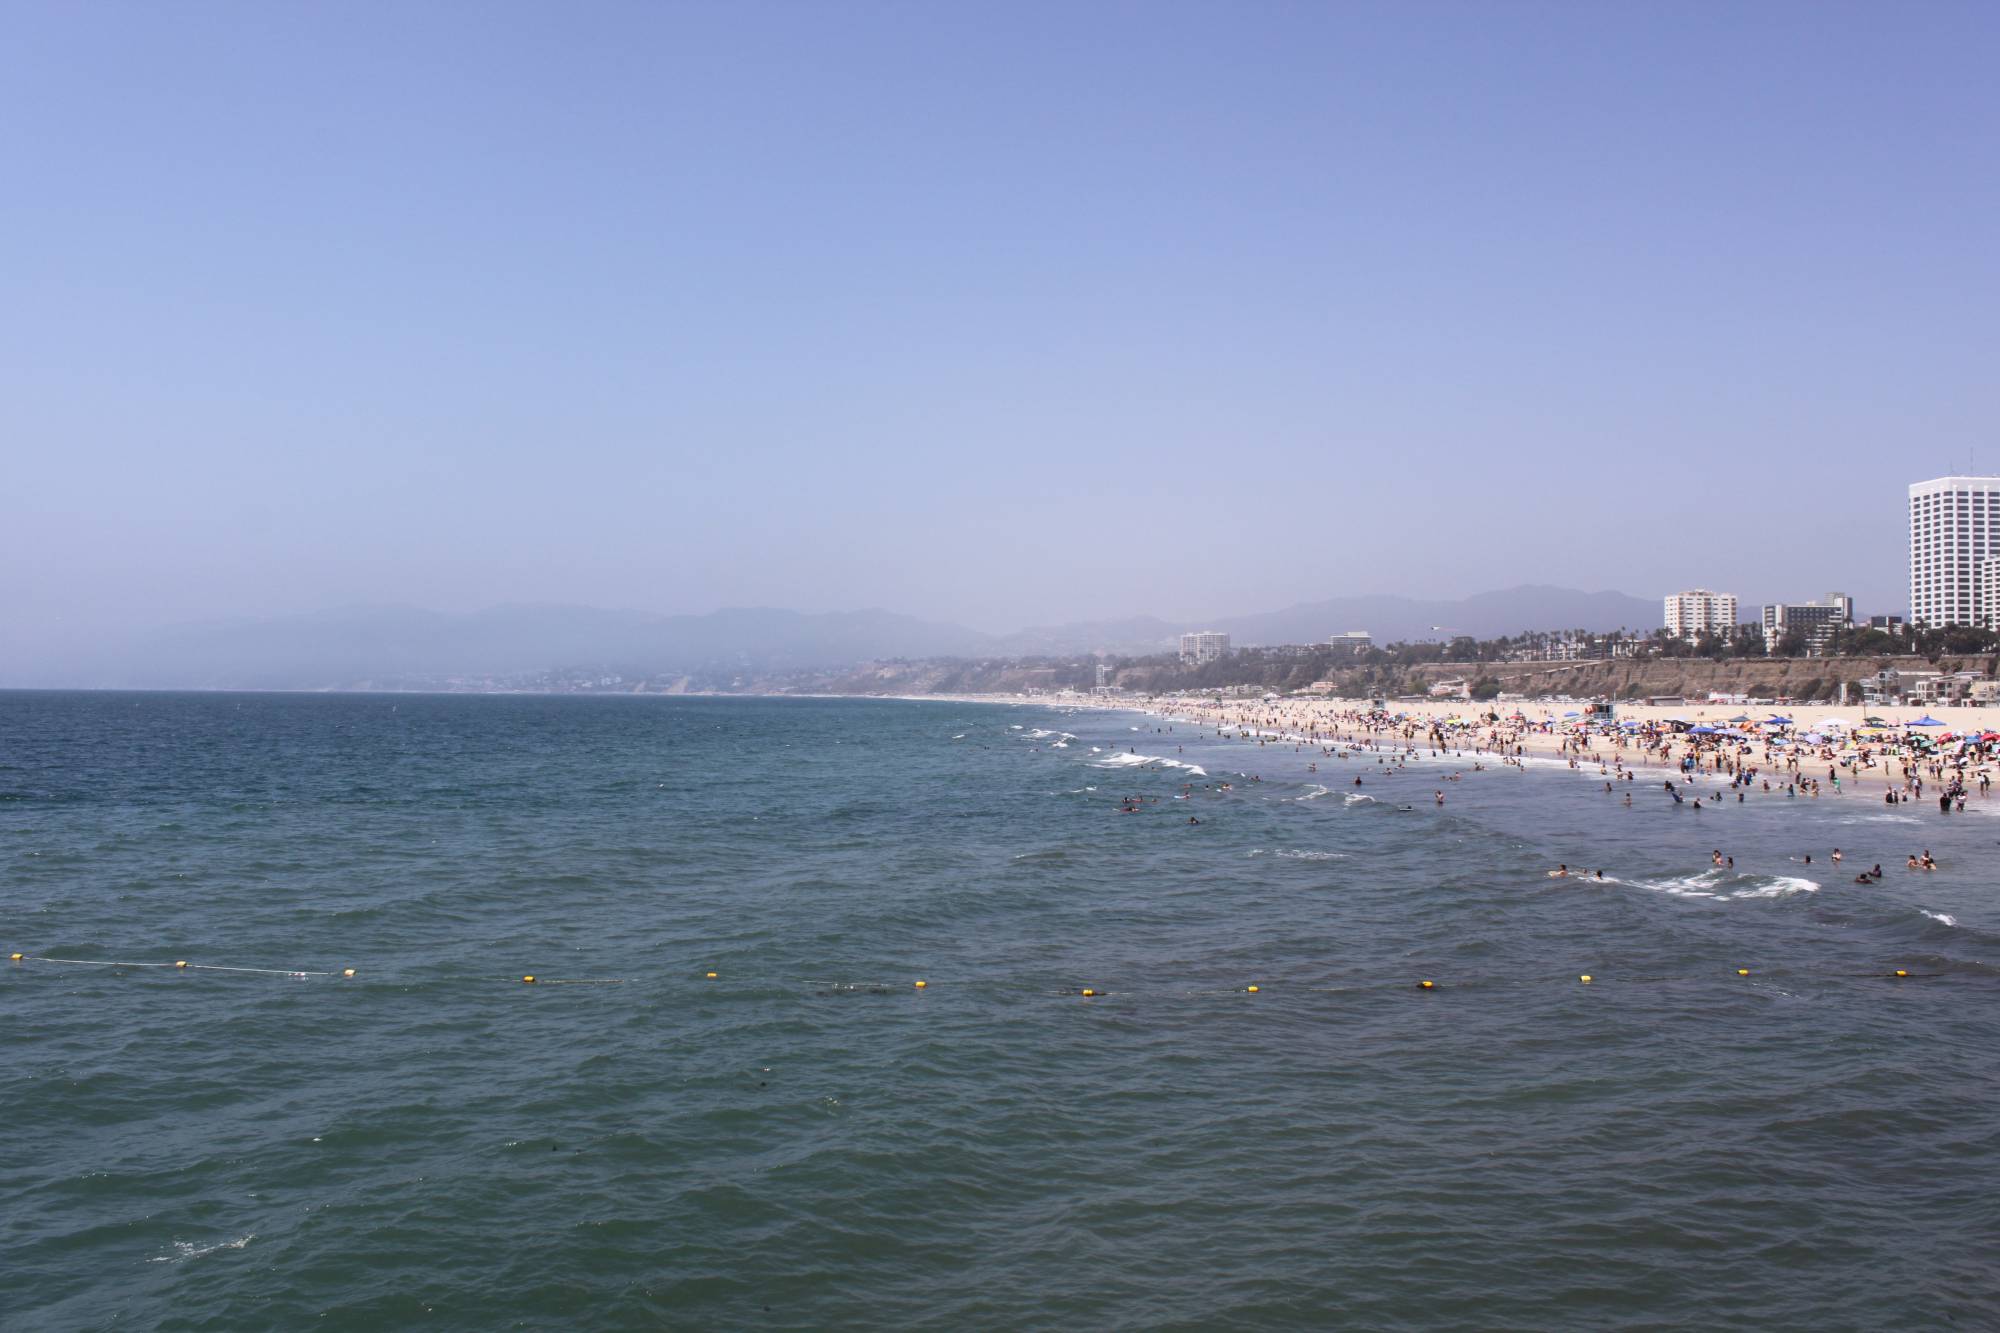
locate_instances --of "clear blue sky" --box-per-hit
[5,1,1996,660]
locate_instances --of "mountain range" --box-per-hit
[51,585,1666,689]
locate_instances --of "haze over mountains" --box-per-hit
[27,586,1667,690]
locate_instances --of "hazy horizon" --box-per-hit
[9,2,1996,669]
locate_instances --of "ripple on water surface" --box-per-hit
[2,691,1998,1328]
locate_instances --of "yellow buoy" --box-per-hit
[1246,984,1260,993]
[705,971,718,979]
[342,968,356,978]
[175,960,188,969]
[1081,988,1097,997]
[914,979,927,989]
[8,953,21,962]
[522,975,536,984]
[1580,975,1593,984]
[1419,980,1435,990]
[1894,969,1909,978]
[1736,969,1750,977]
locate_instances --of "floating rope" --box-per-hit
[1,953,1960,993]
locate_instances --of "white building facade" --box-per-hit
[1909,476,2000,628]
[1179,631,1231,665]
[1760,593,1853,655]
[1663,589,1737,640]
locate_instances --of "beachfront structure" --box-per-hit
[1663,589,1737,640]
[1179,631,1230,665]
[1760,593,1853,656]
[1908,476,2000,627]
[1326,631,1372,655]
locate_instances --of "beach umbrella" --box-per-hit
[1908,716,1946,727]
[1801,733,1825,744]
[1765,715,1794,724]
[1688,725,1718,734]
[1728,714,1752,723]
[1562,710,1580,717]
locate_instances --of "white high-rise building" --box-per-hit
[1909,477,2000,628]
[1760,593,1853,655]
[1663,589,1737,640]
[1179,631,1230,665]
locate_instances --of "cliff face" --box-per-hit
[1166,655,1990,703]
[781,654,1998,704]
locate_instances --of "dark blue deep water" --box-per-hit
[4,691,1998,1329]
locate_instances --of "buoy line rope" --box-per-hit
[4,953,1960,992]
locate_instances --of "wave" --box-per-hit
[1294,784,1334,801]
[1249,848,1347,860]
[1922,910,1958,927]
[1092,753,1207,777]
[150,1235,254,1264]
[1612,869,1819,901]
[1343,793,1377,806]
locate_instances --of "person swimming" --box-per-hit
[1549,864,1570,878]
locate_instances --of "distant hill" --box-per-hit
[100,603,995,690]
[66,585,1665,689]
[1211,585,1661,647]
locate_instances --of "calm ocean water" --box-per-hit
[3,691,1997,1329]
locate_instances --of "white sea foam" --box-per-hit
[1922,910,1958,926]
[951,733,966,740]
[150,1235,254,1264]
[1343,793,1377,806]
[1615,869,1819,901]
[1092,753,1207,777]
[1252,848,1346,860]
[1295,784,1334,801]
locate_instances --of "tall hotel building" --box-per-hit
[1663,589,1737,640]
[1179,631,1231,665]
[1908,477,2000,628]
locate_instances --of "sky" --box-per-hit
[5,0,1997,663]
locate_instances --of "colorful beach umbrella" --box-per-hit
[1908,716,1946,727]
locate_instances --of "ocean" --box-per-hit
[3,691,1997,1328]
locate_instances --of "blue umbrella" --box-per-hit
[1765,715,1793,724]
[1908,716,1946,727]
[1563,711,1580,717]
[1688,725,1718,734]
